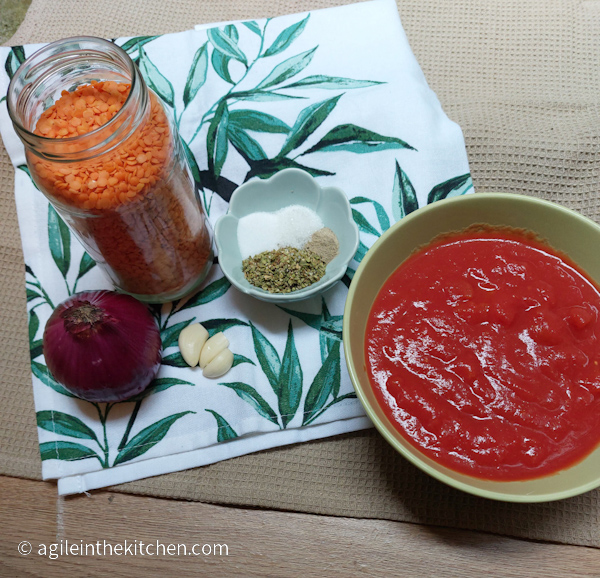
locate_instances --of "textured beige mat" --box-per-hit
[1,0,600,548]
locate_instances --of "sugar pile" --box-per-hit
[237,205,324,260]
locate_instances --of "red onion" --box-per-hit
[42,290,162,402]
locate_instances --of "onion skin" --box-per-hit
[42,290,162,403]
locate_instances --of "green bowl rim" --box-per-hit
[343,192,600,502]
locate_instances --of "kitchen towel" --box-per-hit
[0,0,471,495]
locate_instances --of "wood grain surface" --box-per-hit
[1,475,598,577]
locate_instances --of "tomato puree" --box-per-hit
[365,226,600,480]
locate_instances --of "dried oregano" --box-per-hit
[242,247,327,293]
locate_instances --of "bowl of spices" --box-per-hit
[215,168,359,303]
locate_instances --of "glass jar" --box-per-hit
[7,36,213,303]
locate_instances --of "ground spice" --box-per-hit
[305,227,339,264]
[30,81,212,298]
[242,247,326,293]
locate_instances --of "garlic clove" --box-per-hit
[178,323,209,367]
[199,332,230,368]
[202,348,234,379]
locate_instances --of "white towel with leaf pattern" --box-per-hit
[0,0,472,494]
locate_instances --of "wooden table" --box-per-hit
[1,474,598,577]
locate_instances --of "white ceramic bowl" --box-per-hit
[214,169,359,303]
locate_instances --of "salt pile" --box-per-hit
[237,205,324,260]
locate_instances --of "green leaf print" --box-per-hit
[30,340,43,361]
[279,300,341,364]
[178,276,231,312]
[281,75,384,90]
[202,317,249,337]
[341,267,356,289]
[205,409,239,442]
[352,208,381,237]
[40,441,101,463]
[427,173,473,204]
[220,382,279,426]
[76,252,96,280]
[318,300,337,364]
[207,27,248,66]
[264,14,310,57]
[4,46,26,80]
[320,317,343,349]
[305,392,357,425]
[161,352,188,368]
[183,43,209,108]
[303,124,415,155]
[278,320,303,428]
[212,49,234,84]
[250,321,282,395]
[37,410,99,442]
[279,94,342,157]
[127,378,196,401]
[31,361,77,398]
[228,110,291,134]
[119,36,159,55]
[302,344,341,426]
[228,125,267,162]
[242,20,262,36]
[180,137,203,190]
[160,319,195,349]
[350,197,390,232]
[229,90,306,102]
[245,157,335,181]
[47,205,71,279]
[18,164,39,190]
[256,47,318,90]
[29,309,42,359]
[113,411,194,466]
[224,24,240,43]
[28,309,39,345]
[277,307,322,331]
[138,46,175,108]
[207,100,230,180]
[232,354,255,367]
[354,240,369,263]
[391,160,419,222]
[208,25,241,86]
[264,303,348,425]
[26,288,42,303]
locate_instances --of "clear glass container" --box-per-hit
[7,36,213,303]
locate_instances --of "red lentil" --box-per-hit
[29,81,212,299]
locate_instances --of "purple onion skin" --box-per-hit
[42,290,162,403]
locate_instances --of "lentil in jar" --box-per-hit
[28,80,212,299]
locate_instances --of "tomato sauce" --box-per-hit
[365,226,600,480]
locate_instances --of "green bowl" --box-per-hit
[343,192,600,502]
[215,169,359,303]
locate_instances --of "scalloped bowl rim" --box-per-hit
[343,192,600,503]
[215,169,359,303]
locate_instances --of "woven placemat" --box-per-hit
[1,0,599,549]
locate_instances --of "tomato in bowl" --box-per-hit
[344,193,600,502]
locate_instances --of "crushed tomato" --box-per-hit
[365,226,600,480]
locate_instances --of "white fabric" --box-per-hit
[0,0,471,494]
